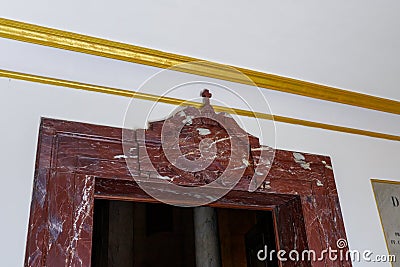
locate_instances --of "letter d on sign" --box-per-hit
[257,245,268,261]
[392,196,399,207]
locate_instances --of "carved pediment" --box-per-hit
[136,90,274,190]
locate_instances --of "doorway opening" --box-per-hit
[91,200,278,267]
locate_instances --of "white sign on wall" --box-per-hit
[372,179,400,266]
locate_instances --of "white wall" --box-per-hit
[1,1,400,266]
[3,0,400,100]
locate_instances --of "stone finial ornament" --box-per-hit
[201,89,212,106]
[201,89,212,98]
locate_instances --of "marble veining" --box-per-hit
[25,96,351,267]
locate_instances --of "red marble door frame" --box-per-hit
[24,118,351,267]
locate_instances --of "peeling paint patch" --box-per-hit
[293,152,305,161]
[157,175,172,181]
[316,180,324,187]
[251,147,271,151]
[321,160,333,170]
[197,128,211,135]
[293,152,311,170]
[115,154,138,159]
[114,154,128,159]
[182,115,194,125]
[263,184,272,190]
[300,162,311,170]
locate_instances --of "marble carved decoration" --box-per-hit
[24,90,351,267]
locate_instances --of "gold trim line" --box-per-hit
[371,179,400,185]
[1,69,399,142]
[1,18,399,115]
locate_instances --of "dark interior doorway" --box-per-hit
[91,200,278,267]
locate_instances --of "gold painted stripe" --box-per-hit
[371,179,400,185]
[1,18,399,115]
[1,69,399,142]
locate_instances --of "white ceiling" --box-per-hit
[2,0,400,101]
